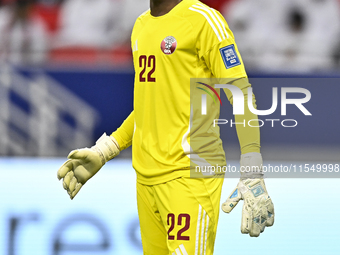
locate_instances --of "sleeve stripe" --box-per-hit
[189,7,222,42]
[193,4,228,40]
[207,5,229,39]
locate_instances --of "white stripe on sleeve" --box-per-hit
[189,7,222,42]
[193,4,227,40]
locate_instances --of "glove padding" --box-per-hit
[57,133,120,199]
[222,178,274,237]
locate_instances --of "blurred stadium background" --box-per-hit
[0,0,339,254]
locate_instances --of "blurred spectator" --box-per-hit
[223,0,340,73]
[0,0,49,65]
[222,0,283,70]
[119,0,149,44]
[32,0,64,36]
[53,0,123,48]
[1,0,340,71]
[49,0,148,65]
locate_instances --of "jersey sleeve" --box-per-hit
[192,4,247,79]
[111,111,134,150]
[190,4,260,154]
[228,79,261,155]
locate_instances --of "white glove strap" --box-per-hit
[92,133,120,165]
[240,152,264,179]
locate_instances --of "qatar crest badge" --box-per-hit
[161,36,177,55]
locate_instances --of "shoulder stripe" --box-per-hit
[189,6,222,42]
[197,3,229,39]
[212,9,229,38]
[192,4,228,40]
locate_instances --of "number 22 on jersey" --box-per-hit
[139,55,156,82]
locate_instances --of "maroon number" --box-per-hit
[139,55,156,82]
[167,213,175,240]
[177,214,190,241]
[147,55,156,82]
[167,213,191,241]
[139,55,147,82]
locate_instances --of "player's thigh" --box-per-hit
[154,177,224,255]
[137,182,168,255]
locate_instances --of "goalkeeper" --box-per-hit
[57,0,274,254]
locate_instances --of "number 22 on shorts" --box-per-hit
[167,213,191,241]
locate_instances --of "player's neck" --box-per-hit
[150,0,183,17]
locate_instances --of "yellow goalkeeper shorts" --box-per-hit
[137,176,224,255]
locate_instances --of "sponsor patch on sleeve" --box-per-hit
[219,44,241,69]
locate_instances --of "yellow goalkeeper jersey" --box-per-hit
[112,0,258,184]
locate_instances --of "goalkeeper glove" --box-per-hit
[57,133,120,199]
[221,152,274,237]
